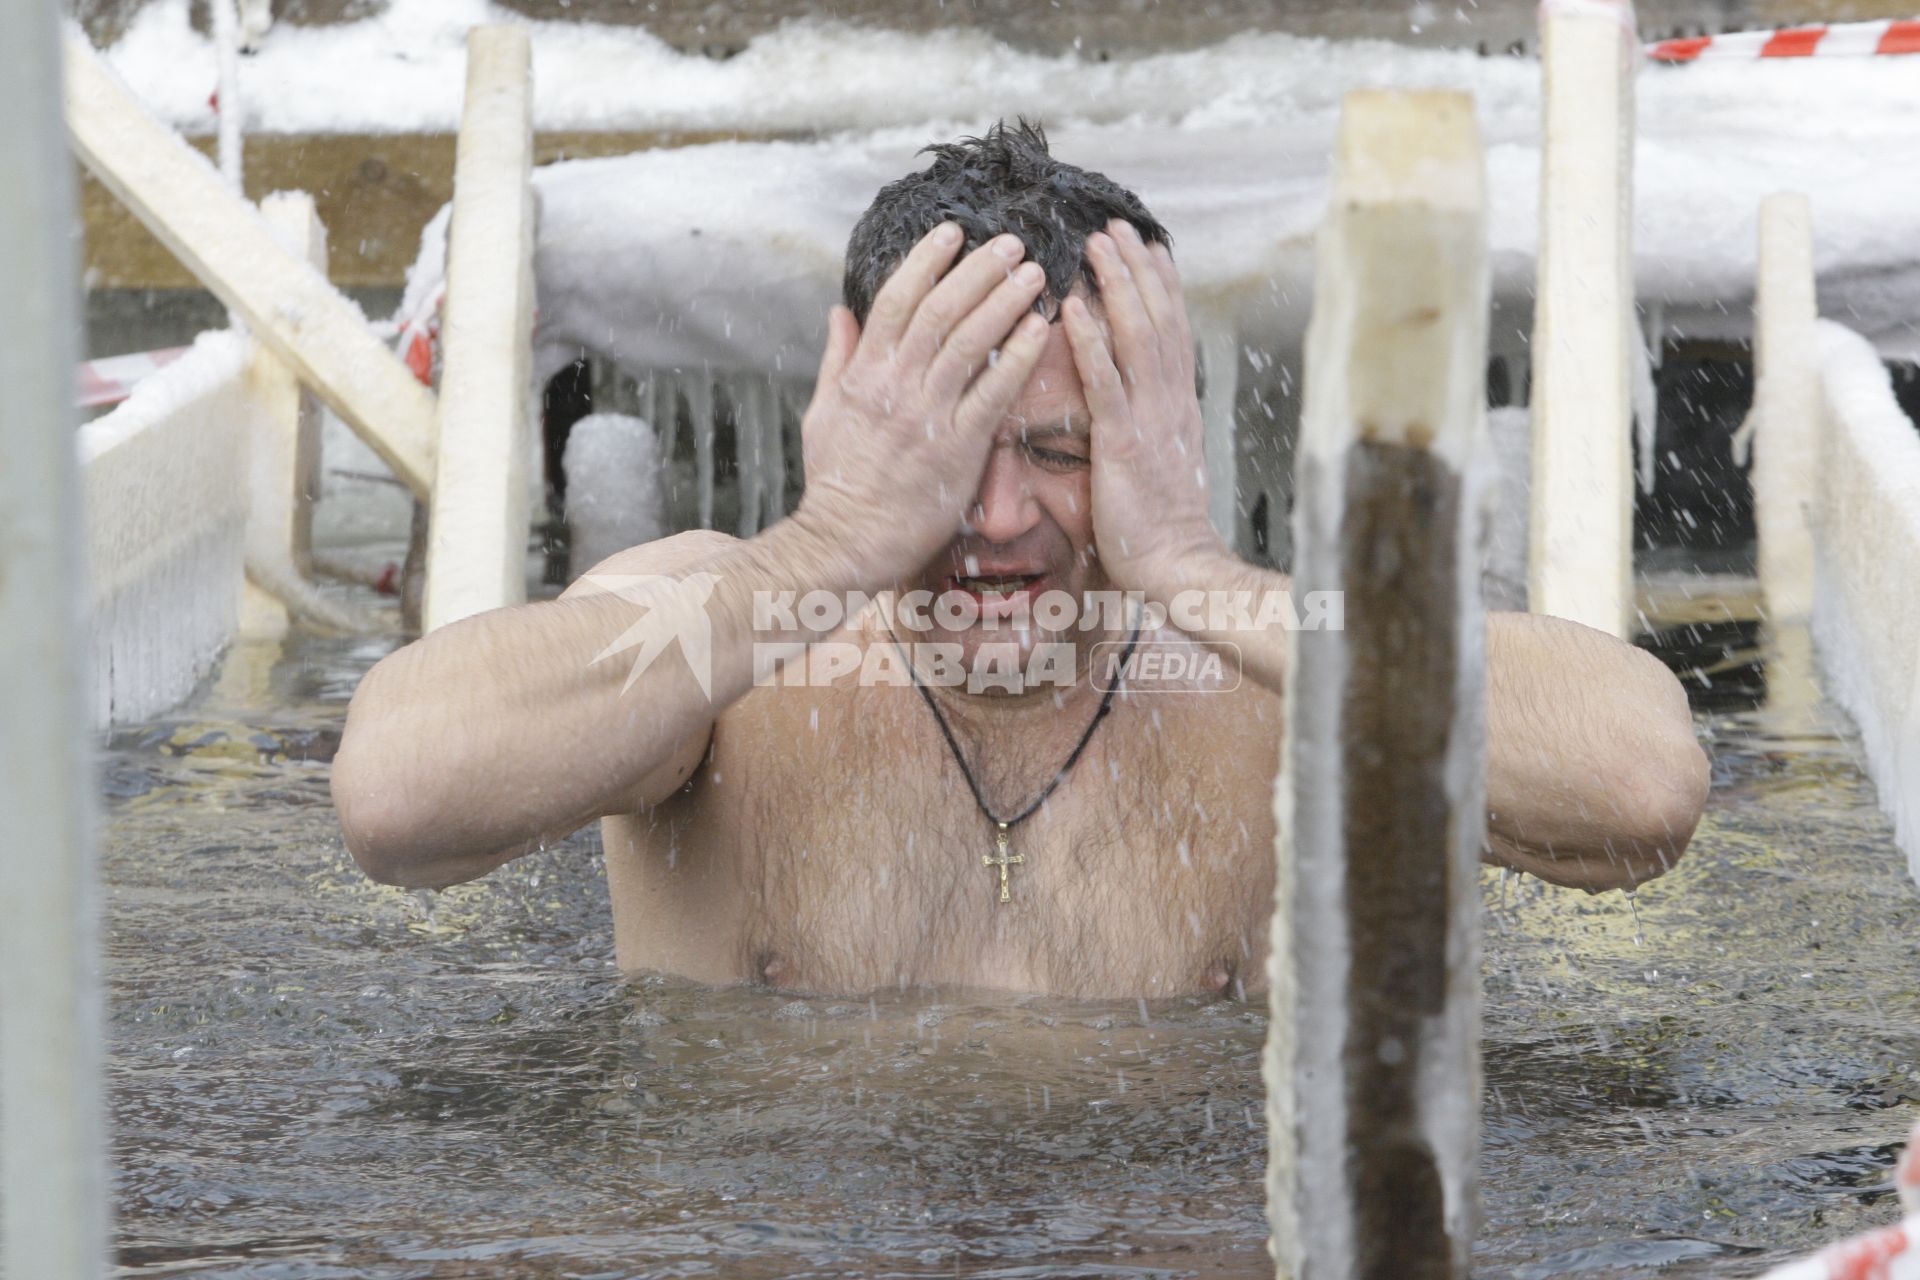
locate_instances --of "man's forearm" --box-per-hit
[1136,549,1706,891]
[330,516,859,886]
[1482,613,1708,891]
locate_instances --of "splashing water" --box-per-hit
[94,625,1920,1277]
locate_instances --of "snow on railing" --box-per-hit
[79,332,255,727]
[1806,319,1920,882]
[75,345,191,409]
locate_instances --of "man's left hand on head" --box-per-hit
[1063,219,1224,593]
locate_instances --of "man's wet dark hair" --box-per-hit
[842,119,1172,325]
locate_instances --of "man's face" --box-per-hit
[895,293,1116,670]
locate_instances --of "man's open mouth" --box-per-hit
[949,572,1042,598]
[943,571,1050,619]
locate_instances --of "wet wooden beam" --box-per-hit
[1530,0,1637,638]
[64,28,438,497]
[243,189,328,638]
[1268,88,1489,1280]
[1752,193,1818,623]
[79,128,767,290]
[423,26,538,631]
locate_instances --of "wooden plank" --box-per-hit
[1529,0,1637,638]
[1269,88,1488,1280]
[1753,192,1818,622]
[1636,570,1765,626]
[243,190,328,639]
[63,28,438,498]
[79,128,769,289]
[423,26,537,631]
[0,0,109,1272]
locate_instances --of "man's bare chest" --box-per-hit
[610,680,1282,998]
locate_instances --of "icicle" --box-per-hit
[764,378,791,521]
[1730,405,1757,469]
[1483,406,1533,613]
[1194,312,1240,544]
[733,374,767,537]
[780,381,812,508]
[1631,312,1659,495]
[646,373,676,462]
[686,367,716,529]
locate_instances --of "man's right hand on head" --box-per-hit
[792,222,1051,589]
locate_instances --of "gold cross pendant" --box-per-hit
[983,822,1024,904]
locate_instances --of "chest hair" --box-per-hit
[719,682,1276,996]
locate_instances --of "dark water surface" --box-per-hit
[96,626,1918,1278]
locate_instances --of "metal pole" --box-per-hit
[0,0,110,1273]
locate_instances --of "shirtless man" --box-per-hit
[331,123,1709,999]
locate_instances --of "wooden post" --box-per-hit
[1753,193,1818,624]
[0,0,109,1273]
[242,190,328,638]
[423,25,537,632]
[62,28,437,499]
[1268,89,1489,1280]
[1529,0,1637,638]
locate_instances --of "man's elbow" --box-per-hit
[1494,721,1709,895]
[329,725,468,889]
[331,759,427,888]
[1602,716,1711,891]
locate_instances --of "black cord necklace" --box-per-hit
[888,618,1142,904]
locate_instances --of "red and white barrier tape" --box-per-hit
[75,346,191,409]
[1649,18,1920,62]
[387,283,539,389]
[1756,1121,1920,1279]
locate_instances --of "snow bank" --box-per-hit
[505,106,1920,388]
[79,330,254,727]
[101,0,1920,359]
[1810,320,1920,883]
[104,0,1920,550]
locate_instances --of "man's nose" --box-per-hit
[967,444,1040,543]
